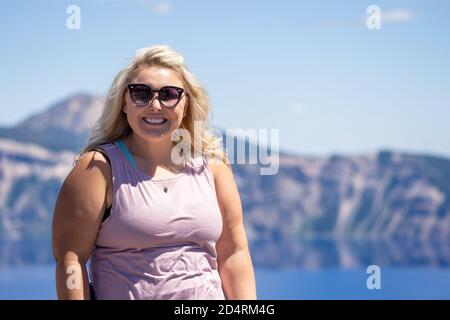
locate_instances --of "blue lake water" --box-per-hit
[0,265,449,300]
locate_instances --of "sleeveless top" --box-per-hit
[87,140,226,300]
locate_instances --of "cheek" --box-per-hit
[175,108,186,125]
[123,105,141,128]
[168,116,182,129]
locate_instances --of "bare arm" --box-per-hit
[51,150,111,300]
[210,159,257,300]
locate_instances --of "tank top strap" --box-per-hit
[186,152,218,195]
[92,141,216,188]
[186,151,208,174]
[114,140,137,169]
[90,141,134,186]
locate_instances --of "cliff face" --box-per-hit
[235,151,450,243]
[0,94,449,267]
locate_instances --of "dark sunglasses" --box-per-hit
[127,83,185,108]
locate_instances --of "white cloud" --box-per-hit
[89,0,175,14]
[151,1,173,14]
[381,8,414,23]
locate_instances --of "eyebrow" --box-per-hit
[132,82,182,89]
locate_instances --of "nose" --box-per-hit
[147,94,163,111]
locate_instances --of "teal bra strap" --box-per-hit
[115,140,137,169]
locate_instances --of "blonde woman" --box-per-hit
[51,45,256,300]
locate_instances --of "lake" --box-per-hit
[1,265,449,299]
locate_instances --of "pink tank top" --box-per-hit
[88,140,226,300]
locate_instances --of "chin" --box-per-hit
[134,126,175,142]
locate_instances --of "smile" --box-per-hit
[142,117,168,125]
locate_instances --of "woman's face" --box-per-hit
[123,66,188,142]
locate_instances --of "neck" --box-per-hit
[123,133,178,167]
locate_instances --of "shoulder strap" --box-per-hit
[91,147,111,166]
[114,140,137,169]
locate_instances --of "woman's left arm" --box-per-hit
[210,159,257,300]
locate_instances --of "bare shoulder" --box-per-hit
[74,150,111,179]
[52,150,112,263]
[56,149,112,221]
[207,155,233,182]
[70,150,112,196]
[207,155,242,207]
[207,156,245,259]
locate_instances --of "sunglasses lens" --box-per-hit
[159,87,181,107]
[130,85,152,105]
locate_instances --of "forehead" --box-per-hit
[132,66,184,88]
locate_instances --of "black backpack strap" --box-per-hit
[89,282,96,300]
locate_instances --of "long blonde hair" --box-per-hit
[77,45,228,167]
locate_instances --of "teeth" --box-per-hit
[143,117,166,124]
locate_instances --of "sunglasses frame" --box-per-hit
[127,83,186,108]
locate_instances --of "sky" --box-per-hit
[1,0,449,158]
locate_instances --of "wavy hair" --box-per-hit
[76,45,228,167]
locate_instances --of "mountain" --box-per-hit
[0,93,449,268]
[239,151,450,241]
[0,93,104,152]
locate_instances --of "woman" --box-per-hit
[51,45,257,300]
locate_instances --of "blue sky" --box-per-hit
[1,0,449,157]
